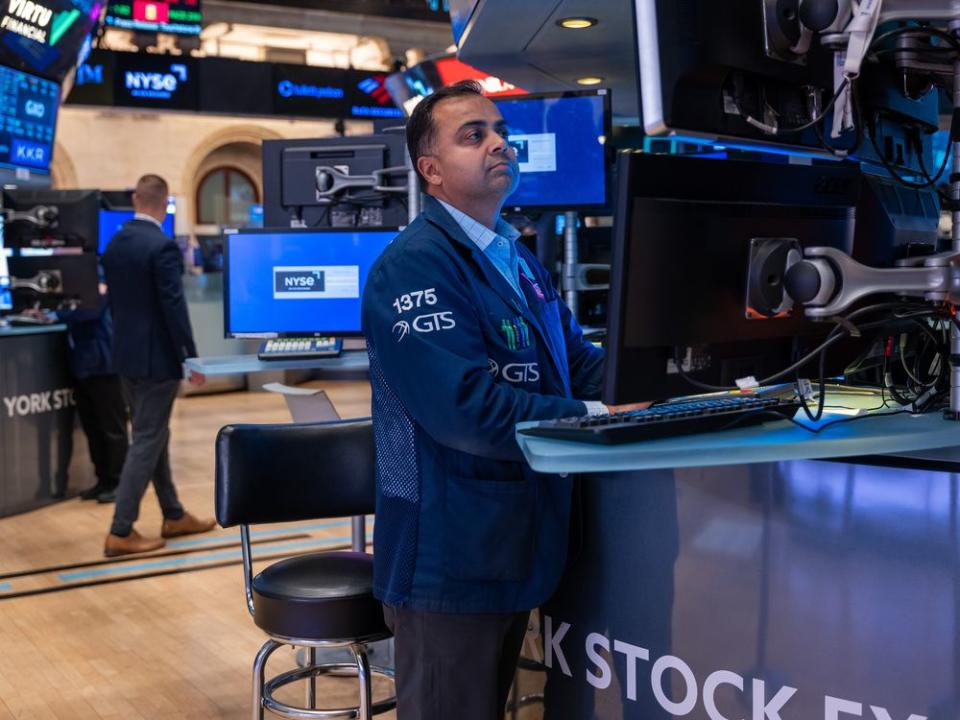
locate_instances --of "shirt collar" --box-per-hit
[134,212,164,229]
[436,198,520,252]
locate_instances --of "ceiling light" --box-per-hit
[558,17,598,29]
[576,76,604,86]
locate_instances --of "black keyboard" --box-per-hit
[519,394,802,445]
[257,337,342,361]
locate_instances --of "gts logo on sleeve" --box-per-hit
[392,312,457,342]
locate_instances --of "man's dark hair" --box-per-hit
[406,80,484,189]
[134,174,169,210]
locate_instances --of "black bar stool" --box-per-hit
[215,418,396,720]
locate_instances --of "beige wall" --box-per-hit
[51,106,373,233]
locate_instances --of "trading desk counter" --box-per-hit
[517,405,960,720]
[0,324,92,517]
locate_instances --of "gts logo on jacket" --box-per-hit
[487,359,540,383]
[393,311,456,341]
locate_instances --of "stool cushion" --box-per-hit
[252,551,388,642]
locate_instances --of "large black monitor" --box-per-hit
[262,133,409,229]
[223,228,397,337]
[635,0,939,174]
[0,64,59,175]
[603,152,861,405]
[3,188,100,250]
[495,90,610,210]
[7,250,99,310]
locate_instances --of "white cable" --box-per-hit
[831,0,884,137]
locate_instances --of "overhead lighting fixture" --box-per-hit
[557,17,597,29]
[576,76,604,86]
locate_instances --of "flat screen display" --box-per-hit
[495,90,609,209]
[0,64,58,173]
[97,206,174,254]
[0,0,102,80]
[113,52,196,110]
[272,64,403,120]
[104,0,200,35]
[224,229,396,336]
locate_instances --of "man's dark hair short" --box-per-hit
[406,80,484,188]
[135,174,168,209]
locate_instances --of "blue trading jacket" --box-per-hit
[361,196,604,614]
[57,293,116,380]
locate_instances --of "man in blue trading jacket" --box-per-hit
[101,174,215,557]
[362,81,636,719]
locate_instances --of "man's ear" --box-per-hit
[417,155,442,187]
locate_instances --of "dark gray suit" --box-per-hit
[102,219,196,536]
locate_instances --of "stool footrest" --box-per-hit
[262,661,396,719]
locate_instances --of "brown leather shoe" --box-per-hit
[161,511,216,539]
[104,529,166,557]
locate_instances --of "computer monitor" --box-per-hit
[262,134,409,229]
[494,90,610,210]
[0,65,59,175]
[8,251,99,310]
[635,0,939,174]
[97,192,176,254]
[602,152,862,405]
[3,189,100,251]
[223,228,397,337]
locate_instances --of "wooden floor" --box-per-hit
[0,380,404,720]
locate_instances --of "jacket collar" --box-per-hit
[422,195,528,314]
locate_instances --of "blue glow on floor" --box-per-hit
[58,535,357,581]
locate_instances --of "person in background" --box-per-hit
[61,282,128,504]
[100,174,214,557]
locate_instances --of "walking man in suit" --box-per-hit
[101,174,215,557]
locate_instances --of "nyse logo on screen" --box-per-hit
[275,269,325,294]
[124,63,188,99]
[273,265,360,300]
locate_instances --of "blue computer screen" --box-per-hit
[98,208,175,254]
[225,230,397,335]
[495,92,608,208]
[0,65,59,174]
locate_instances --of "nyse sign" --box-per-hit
[543,616,927,720]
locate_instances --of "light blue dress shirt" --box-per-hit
[437,199,528,306]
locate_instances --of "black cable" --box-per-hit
[916,132,953,186]
[861,95,942,190]
[796,336,828,422]
[672,303,943,394]
[736,79,849,137]
[776,79,850,135]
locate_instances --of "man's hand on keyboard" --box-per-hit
[605,402,652,414]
